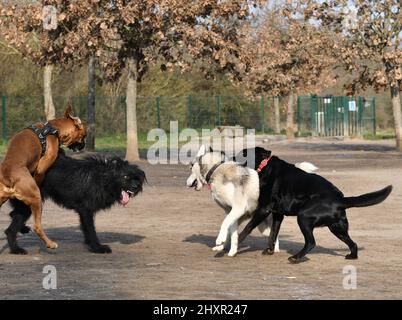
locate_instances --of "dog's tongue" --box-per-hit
[120,191,130,206]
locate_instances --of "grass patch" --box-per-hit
[95,133,156,152]
[0,143,7,157]
[364,129,395,140]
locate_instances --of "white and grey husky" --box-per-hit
[186,145,279,257]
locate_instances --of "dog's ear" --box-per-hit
[259,147,272,158]
[196,145,206,157]
[111,158,123,166]
[64,101,73,118]
[64,102,83,129]
[109,158,124,171]
[71,117,83,129]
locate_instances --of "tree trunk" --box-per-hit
[274,96,280,134]
[125,57,140,162]
[391,86,402,152]
[286,91,295,140]
[87,56,96,151]
[44,64,55,120]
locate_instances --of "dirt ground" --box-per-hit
[0,137,401,300]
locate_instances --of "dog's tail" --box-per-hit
[341,185,392,209]
[295,162,318,173]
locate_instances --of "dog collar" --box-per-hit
[256,156,273,173]
[205,161,224,184]
[27,122,59,156]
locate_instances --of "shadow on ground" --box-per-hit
[0,226,145,254]
[184,233,364,258]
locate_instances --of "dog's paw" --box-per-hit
[215,239,225,247]
[228,250,237,257]
[288,256,301,264]
[89,244,112,254]
[212,245,224,252]
[262,248,275,255]
[288,256,308,264]
[46,241,59,249]
[345,253,358,260]
[10,247,28,255]
[47,241,58,249]
[215,233,227,246]
[20,226,31,234]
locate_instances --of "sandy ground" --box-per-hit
[0,138,401,300]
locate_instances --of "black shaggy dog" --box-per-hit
[236,147,392,263]
[5,152,146,254]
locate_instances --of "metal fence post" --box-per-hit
[260,96,265,133]
[310,96,317,135]
[372,98,376,137]
[215,95,221,126]
[156,96,161,128]
[343,96,349,137]
[297,96,301,136]
[188,95,193,128]
[2,95,7,143]
[358,96,363,136]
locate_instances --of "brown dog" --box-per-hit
[0,104,86,251]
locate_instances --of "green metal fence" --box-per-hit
[297,95,376,137]
[0,94,376,143]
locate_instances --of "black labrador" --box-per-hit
[236,147,392,263]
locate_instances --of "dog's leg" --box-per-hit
[31,199,58,249]
[257,216,271,236]
[238,207,269,244]
[257,215,280,253]
[328,215,358,260]
[79,212,111,254]
[228,221,239,257]
[9,199,33,234]
[0,195,28,254]
[6,200,32,254]
[33,143,58,186]
[5,210,30,254]
[15,177,58,249]
[262,213,284,255]
[213,207,245,252]
[288,215,316,263]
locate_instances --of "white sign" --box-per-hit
[348,101,357,112]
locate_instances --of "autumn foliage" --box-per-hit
[302,0,402,149]
[238,7,338,138]
[0,1,401,150]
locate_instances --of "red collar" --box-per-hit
[256,156,273,173]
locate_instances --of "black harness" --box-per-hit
[27,122,59,156]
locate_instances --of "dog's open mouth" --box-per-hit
[67,141,86,152]
[120,190,134,206]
